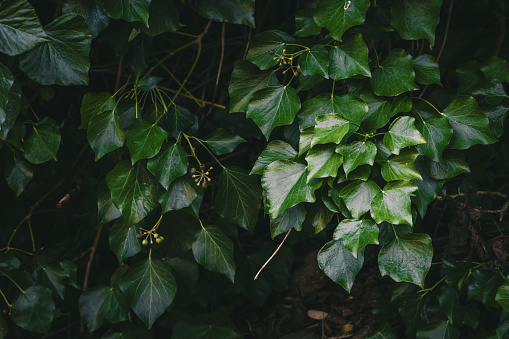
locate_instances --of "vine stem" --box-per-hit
[0,288,11,309]
[0,269,24,293]
[254,229,292,280]
[188,135,226,169]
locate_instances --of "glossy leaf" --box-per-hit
[415,115,453,163]
[467,270,505,307]
[383,116,425,155]
[137,76,162,91]
[4,157,33,197]
[413,54,441,85]
[270,204,306,239]
[79,92,116,129]
[0,62,13,112]
[12,285,55,333]
[79,285,129,331]
[299,44,328,78]
[333,219,379,258]
[425,150,470,180]
[126,118,168,164]
[378,233,433,287]
[416,321,459,339]
[317,240,364,292]
[339,180,380,219]
[295,9,321,37]
[328,33,371,80]
[119,256,177,328]
[97,180,121,225]
[63,0,110,39]
[360,94,393,130]
[141,0,179,36]
[147,143,188,190]
[411,157,445,218]
[109,220,142,262]
[370,49,418,97]
[381,149,422,182]
[496,283,509,311]
[24,117,61,164]
[204,128,246,155]
[164,105,195,139]
[159,176,197,213]
[312,113,349,147]
[245,30,294,70]
[336,140,377,177]
[313,0,371,40]
[250,140,297,175]
[371,181,418,225]
[306,144,343,182]
[481,56,509,83]
[192,225,236,282]
[87,110,125,160]
[102,0,151,26]
[196,0,255,28]
[298,127,313,156]
[391,0,442,45]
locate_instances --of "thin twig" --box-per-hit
[243,28,252,59]
[254,229,292,280]
[207,22,226,117]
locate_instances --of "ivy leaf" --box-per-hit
[216,167,262,233]
[317,240,364,292]
[63,0,110,39]
[79,92,115,129]
[313,0,371,40]
[425,150,470,180]
[102,0,152,26]
[159,176,197,213]
[262,160,321,219]
[109,220,141,263]
[196,0,255,28]
[137,76,162,91]
[333,219,379,258]
[312,113,350,147]
[87,110,125,160]
[411,157,445,218]
[306,144,343,182]
[295,9,321,37]
[19,14,91,86]
[336,140,377,177]
[390,0,442,45]
[371,181,418,225]
[370,49,419,97]
[164,105,195,139]
[270,204,306,239]
[4,157,33,197]
[11,285,55,334]
[298,127,313,156]
[328,33,371,80]
[415,116,453,163]
[299,45,328,78]
[360,94,393,130]
[378,233,433,287]
[383,116,425,155]
[441,96,497,149]
[79,285,129,331]
[140,0,179,36]
[106,161,160,227]
[413,54,441,85]
[339,180,381,219]
[97,180,121,225]
[24,117,61,164]
[245,30,294,70]
[38,262,69,300]
[381,149,422,182]
[192,225,236,282]
[0,80,21,140]
[119,257,177,328]
[0,0,49,56]
[250,140,297,175]
[204,128,246,155]
[126,118,168,164]
[0,62,13,112]
[481,56,509,83]
[247,85,301,139]
[147,143,188,190]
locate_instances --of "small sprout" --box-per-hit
[156,237,163,244]
[142,239,149,246]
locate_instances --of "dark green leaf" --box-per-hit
[312,113,349,146]
[298,127,313,156]
[370,49,418,97]
[38,262,69,300]
[147,143,188,190]
[371,181,417,225]
[411,157,444,218]
[87,110,125,160]
[159,211,201,257]
[398,293,424,334]
[102,0,151,26]
[498,319,509,339]
[24,117,61,164]
[467,270,505,307]
[137,76,162,91]
[79,285,129,331]
[391,0,442,45]
[425,150,470,180]
[126,118,168,164]
[79,92,116,129]
[5,122,25,151]
[339,180,381,219]
[328,32,371,80]
[392,95,413,116]
[270,204,306,239]
[63,0,110,39]
[306,144,343,182]
[295,9,321,37]
[333,219,379,258]
[4,156,33,197]
[438,287,479,328]
[164,105,195,139]
[299,44,328,78]
[313,0,371,40]
[0,80,21,140]
[360,94,393,130]
[204,128,246,155]
[97,180,121,225]
[481,56,509,83]
[141,0,179,36]
[0,62,13,112]
[413,54,441,85]
[159,176,197,213]
[497,283,509,311]
[309,198,334,234]
[366,327,396,339]
[415,115,453,163]
[383,116,425,155]
[245,30,294,70]
[196,0,255,28]
[416,321,459,339]
[381,149,422,182]
[12,285,55,333]
[109,220,142,262]
[250,140,297,175]
[336,140,376,177]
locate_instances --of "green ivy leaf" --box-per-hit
[370,49,418,97]
[79,285,129,331]
[309,197,334,234]
[415,116,453,163]
[204,128,246,155]
[496,283,509,311]
[381,149,422,182]
[106,161,160,227]
[270,204,306,239]
[126,118,168,164]
[336,165,371,183]
[159,176,197,213]
[411,157,445,218]
[298,127,313,156]
[0,80,21,140]
[333,219,379,258]
[87,110,125,160]
[229,60,279,113]
[383,116,425,155]
[38,262,69,300]
[11,285,55,334]
[295,9,321,37]
[425,150,470,180]
[141,0,179,36]
[102,0,151,26]
[413,54,441,85]
[317,240,364,292]
[97,180,121,225]
[19,14,91,86]
[137,76,162,91]
[328,33,371,80]
[360,93,393,130]
[247,85,301,139]
[147,143,188,190]
[299,45,328,78]
[467,270,504,307]
[192,225,236,282]
[371,181,417,225]
[63,0,110,39]
[0,0,49,56]
[366,328,396,339]
[0,62,13,112]
[416,320,459,339]
[164,105,195,139]
[378,233,433,287]
[441,96,497,149]
[498,319,509,339]
[119,256,177,328]
[313,0,370,40]
[79,92,115,129]
[261,160,321,219]
[250,140,297,175]
[336,140,377,177]
[481,56,509,83]
[306,144,343,182]
[109,220,141,262]
[390,0,442,45]
[196,0,255,28]
[339,180,381,219]
[24,117,61,164]
[4,156,33,197]
[312,113,349,147]
[245,30,294,70]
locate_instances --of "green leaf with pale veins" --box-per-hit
[496,283,509,311]
[413,54,441,85]
[80,92,115,129]
[4,156,33,197]
[339,180,381,219]
[318,240,364,292]
[216,167,262,233]
[245,30,294,70]
[147,143,187,190]
[0,0,49,56]
[109,220,141,262]
[310,199,334,234]
[333,219,379,258]
[126,118,168,164]
[247,85,301,139]
[159,176,197,213]
[229,60,279,113]
[328,32,371,80]
[24,117,61,164]
[87,110,125,160]
[370,49,419,97]
[306,144,343,182]
[11,285,55,334]
[425,150,470,180]
[360,93,393,130]
[378,233,433,287]
[164,105,195,139]
[391,0,442,45]
[295,9,321,37]
[97,180,121,225]
[313,0,371,40]
[204,128,246,155]
[250,140,297,175]
[106,161,161,227]
[441,96,497,149]
[336,140,377,177]
[119,256,177,328]
[415,115,453,163]
[79,285,129,331]
[192,225,236,282]
[196,0,255,28]
[261,160,321,219]
[102,0,152,26]
[299,45,328,78]
[381,149,422,182]
[383,116,425,155]
[298,127,313,156]
[371,181,418,225]
[270,204,306,239]
[481,56,509,83]
[19,14,91,86]
[0,62,13,112]
[312,113,349,147]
